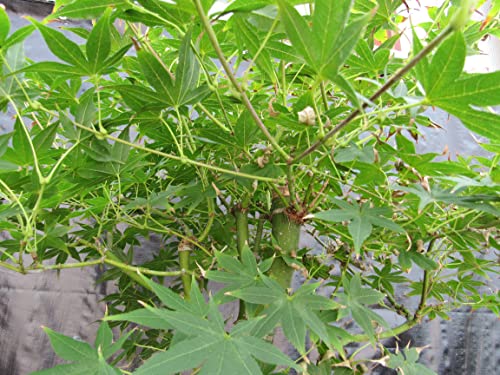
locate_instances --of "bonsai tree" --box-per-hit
[0,0,498,373]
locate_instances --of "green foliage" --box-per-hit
[312,199,404,253]
[105,275,299,375]
[337,274,387,340]
[423,32,500,140]
[30,324,130,375]
[0,0,498,374]
[386,347,438,375]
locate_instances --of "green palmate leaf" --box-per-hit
[137,50,175,106]
[186,276,210,317]
[203,351,252,375]
[0,6,9,43]
[312,0,352,66]
[174,31,200,105]
[148,324,294,375]
[42,327,97,362]
[111,279,298,375]
[87,9,112,73]
[149,309,218,337]
[277,0,315,67]
[32,323,124,375]
[427,32,466,97]
[313,201,404,253]
[422,31,500,141]
[54,0,126,19]
[32,20,89,71]
[349,39,376,72]
[231,278,338,354]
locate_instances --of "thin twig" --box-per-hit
[414,238,437,320]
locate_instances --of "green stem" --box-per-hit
[414,238,437,320]
[235,205,249,257]
[160,115,184,157]
[280,61,287,106]
[179,240,193,299]
[320,81,329,111]
[340,319,419,346]
[105,257,183,277]
[0,261,22,273]
[196,103,230,132]
[24,256,183,277]
[292,25,454,164]
[269,199,301,289]
[235,202,250,319]
[0,178,30,226]
[286,166,301,211]
[193,0,291,162]
[198,198,215,242]
[253,217,265,253]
